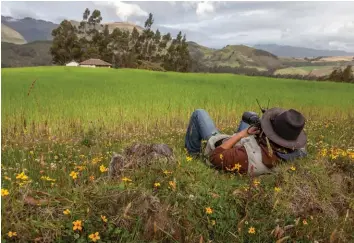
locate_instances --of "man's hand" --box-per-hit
[247,126,261,135]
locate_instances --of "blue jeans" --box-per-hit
[185,109,250,155]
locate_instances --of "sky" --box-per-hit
[1,1,354,52]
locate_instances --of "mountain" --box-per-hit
[1,41,52,67]
[1,16,58,42]
[1,24,27,44]
[188,41,282,70]
[254,44,354,58]
[69,20,144,33]
[1,15,282,70]
[1,15,144,44]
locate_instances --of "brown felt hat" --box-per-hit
[260,108,307,149]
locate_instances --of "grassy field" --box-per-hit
[274,65,339,77]
[1,67,354,242]
[298,66,335,71]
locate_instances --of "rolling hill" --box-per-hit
[188,41,282,70]
[1,15,144,44]
[1,41,53,67]
[255,44,354,58]
[2,16,58,42]
[1,23,27,44]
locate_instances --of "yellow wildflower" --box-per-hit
[99,165,108,173]
[70,171,78,180]
[16,172,29,180]
[168,181,176,190]
[163,170,172,175]
[290,166,296,171]
[348,151,354,159]
[88,232,100,242]
[7,231,17,238]
[73,220,83,231]
[227,163,242,172]
[253,179,260,186]
[1,188,9,197]
[205,207,213,214]
[186,156,192,162]
[274,187,281,192]
[40,176,56,182]
[303,219,308,225]
[29,150,34,155]
[92,157,102,164]
[63,209,71,215]
[248,227,256,234]
[75,165,86,171]
[101,215,108,223]
[89,175,95,181]
[154,182,161,188]
[121,177,132,182]
[319,148,327,157]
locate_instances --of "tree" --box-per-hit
[342,65,353,83]
[144,13,154,29]
[83,8,90,21]
[154,29,161,43]
[88,9,102,28]
[131,27,140,44]
[50,20,82,65]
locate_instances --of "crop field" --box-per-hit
[298,66,335,71]
[1,67,354,242]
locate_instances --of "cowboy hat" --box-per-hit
[260,108,307,149]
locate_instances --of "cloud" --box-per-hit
[196,2,215,17]
[1,1,354,52]
[239,9,270,17]
[94,1,148,21]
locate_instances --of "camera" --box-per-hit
[242,111,261,127]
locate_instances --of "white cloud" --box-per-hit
[94,1,148,21]
[239,10,269,17]
[181,2,197,11]
[196,1,215,16]
[1,5,11,16]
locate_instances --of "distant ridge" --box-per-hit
[254,44,354,58]
[1,23,27,44]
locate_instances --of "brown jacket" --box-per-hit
[209,144,279,174]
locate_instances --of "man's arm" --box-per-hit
[209,126,260,174]
[220,126,260,150]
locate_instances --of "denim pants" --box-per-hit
[185,109,249,155]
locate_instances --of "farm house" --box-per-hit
[65,61,79,66]
[79,59,112,68]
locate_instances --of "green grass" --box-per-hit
[2,67,354,137]
[299,66,335,71]
[1,67,354,242]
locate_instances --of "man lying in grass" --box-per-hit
[185,108,307,176]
